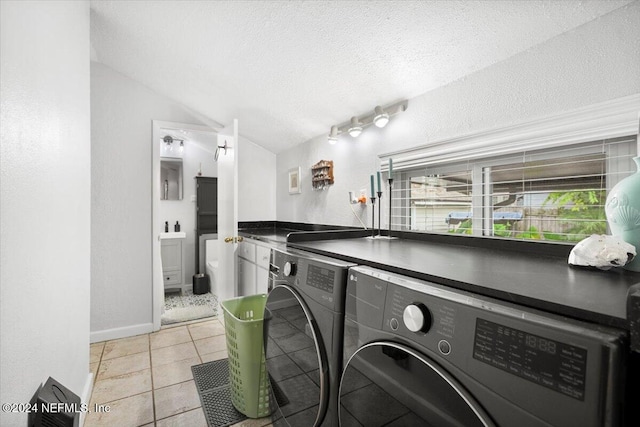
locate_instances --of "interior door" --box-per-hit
[216,119,239,302]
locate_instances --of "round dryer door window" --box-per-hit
[264,286,329,426]
[339,342,494,427]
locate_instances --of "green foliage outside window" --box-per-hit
[542,190,607,241]
[450,190,607,242]
[453,220,514,237]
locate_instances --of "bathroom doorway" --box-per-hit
[152,120,219,328]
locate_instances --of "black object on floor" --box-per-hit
[192,358,288,427]
[192,273,210,295]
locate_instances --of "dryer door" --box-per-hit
[339,342,494,427]
[264,285,329,426]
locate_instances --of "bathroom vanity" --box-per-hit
[160,232,186,293]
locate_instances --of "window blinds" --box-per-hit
[390,136,637,242]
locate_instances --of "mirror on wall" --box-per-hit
[160,157,183,200]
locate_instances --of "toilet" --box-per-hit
[205,238,219,297]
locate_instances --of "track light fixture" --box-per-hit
[348,117,363,137]
[373,106,390,128]
[328,126,339,145]
[327,100,408,144]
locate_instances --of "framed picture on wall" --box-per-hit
[288,167,301,194]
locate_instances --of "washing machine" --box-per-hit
[339,266,629,427]
[264,247,356,426]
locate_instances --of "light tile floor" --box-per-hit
[86,316,273,427]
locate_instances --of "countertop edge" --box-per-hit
[287,240,636,332]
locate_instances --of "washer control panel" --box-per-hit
[386,285,454,342]
[473,318,587,400]
[403,304,432,333]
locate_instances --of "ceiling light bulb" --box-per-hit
[179,141,184,153]
[373,106,390,128]
[328,126,339,145]
[348,117,362,137]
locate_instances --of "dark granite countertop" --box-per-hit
[288,232,640,332]
[238,222,362,245]
[239,228,292,244]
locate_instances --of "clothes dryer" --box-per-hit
[339,266,628,427]
[265,247,355,426]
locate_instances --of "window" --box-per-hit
[392,137,637,242]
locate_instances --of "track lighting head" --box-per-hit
[348,117,363,138]
[373,106,390,128]
[328,126,339,145]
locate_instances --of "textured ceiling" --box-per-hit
[90,0,632,153]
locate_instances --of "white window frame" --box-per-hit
[384,94,639,240]
[380,94,639,173]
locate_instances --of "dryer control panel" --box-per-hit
[306,264,336,293]
[270,247,355,312]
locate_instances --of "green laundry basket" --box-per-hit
[221,294,272,418]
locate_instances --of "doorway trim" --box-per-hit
[152,120,217,331]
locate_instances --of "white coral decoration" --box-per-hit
[568,234,636,270]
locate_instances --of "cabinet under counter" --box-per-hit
[237,237,280,296]
[161,236,185,293]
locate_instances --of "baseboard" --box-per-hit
[90,323,154,343]
[79,371,94,427]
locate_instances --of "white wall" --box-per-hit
[91,62,207,340]
[160,134,218,283]
[276,2,640,226]
[0,1,91,425]
[239,135,277,222]
[91,62,277,340]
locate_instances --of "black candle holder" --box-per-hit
[388,178,394,237]
[377,191,383,236]
[369,196,377,238]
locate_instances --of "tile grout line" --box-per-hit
[89,336,155,426]
[187,322,207,423]
[89,318,225,425]
[190,325,205,363]
[87,343,105,412]
[148,334,157,427]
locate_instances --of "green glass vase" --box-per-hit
[605,156,640,272]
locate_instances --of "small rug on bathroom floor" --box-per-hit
[191,359,288,427]
[162,291,218,325]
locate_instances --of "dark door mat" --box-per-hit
[192,358,289,427]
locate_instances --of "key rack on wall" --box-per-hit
[311,160,334,190]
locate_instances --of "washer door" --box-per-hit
[339,342,494,427]
[264,285,329,426]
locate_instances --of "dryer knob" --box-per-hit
[403,304,431,333]
[283,261,296,277]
